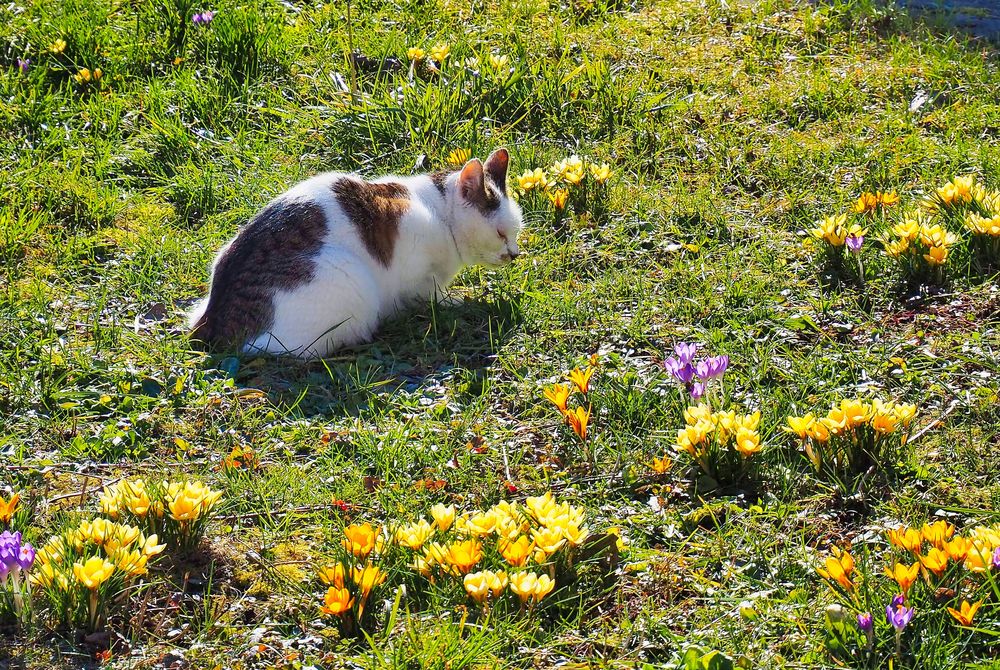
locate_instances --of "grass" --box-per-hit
[2,0,1000,667]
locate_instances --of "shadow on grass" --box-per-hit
[213,294,525,417]
[895,0,1000,43]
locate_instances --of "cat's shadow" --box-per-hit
[218,294,524,417]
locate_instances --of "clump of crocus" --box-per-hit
[316,493,599,634]
[31,519,164,632]
[191,10,215,25]
[72,67,103,85]
[963,187,1000,268]
[810,214,867,259]
[883,214,959,286]
[852,190,899,215]
[542,356,598,445]
[674,403,762,487]
[221,445,259,473]
[785,397,917,487]
[662,342,728,402]
[0,531,35,626]
[516,156,614,223]
[98,479,223,554]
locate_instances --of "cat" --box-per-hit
[188,148,522,359]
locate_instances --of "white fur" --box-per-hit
[191,156,522,359]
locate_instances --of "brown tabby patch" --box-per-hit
[190,200,328,349]
[462,180,502,216]
[332,178,409,267]
[430,170,451,196]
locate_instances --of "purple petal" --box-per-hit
[673,342,699,365]
[846,235,864,253]
[664,357,695,384]
[690,382,706,400]
[856,612,873,632]
[16,543,35,571]
[993,546,1000,570]
[192,13,202,23]
[891,593,905,609]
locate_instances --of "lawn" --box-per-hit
[2,0,1000,667]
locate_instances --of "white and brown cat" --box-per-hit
[188,149,522,358]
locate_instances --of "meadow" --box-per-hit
[2,0,1000,667]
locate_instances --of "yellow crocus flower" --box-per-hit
[0,492,20,523]
[785,414,815,440]
[396,520,435,549]
[320,586,354,615]
[351,564,387,596]
[499,536,534,567]
[429,504,456,532]
[443,539,482,574]
[342,523,378,559]
[74,557,116,589]
[816,547,854,590]
[948,600,982,627]
[531,526,567,556]
[884,561,920,595]
[543,383,570,412]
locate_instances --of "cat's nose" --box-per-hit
[503,250,520,262]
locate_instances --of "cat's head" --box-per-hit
[452,148,523,267]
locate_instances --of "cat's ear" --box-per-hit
[458,158,487,206]
[484,148,509,192]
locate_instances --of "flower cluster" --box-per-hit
[191,10,215,25]
[785,398,916,485]
[674,404,762,486]
[1,531,35,626]
[99,479,223,554]
[853,190,899,214]
[31,519,165,631]
[963,187,1000,265]
[883,215,959,284]
[516,155,613,223]
[818,521,1000,662]
[221,445,259,473]
[662,341,728,402]
[72,67,103,85]
[407,42,450,67]
[810,214,868,252]
[543,358,597,443]
[879,175,1000,283]
[317,493,593,633]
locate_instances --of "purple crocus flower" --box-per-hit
[856,612,873,633]
[891,593,905,609]
[0,531,20,582]
[193,10,215,24]
[846,235,864,254]
[17,58,30,73]
[690,382,706,401]
[664,357,695,384]
[993,546,1000,570]
[696,355,729,380]
[673,342,699,366]
[192,12,202,24]
[16,543,35,571]
[886,603,914,631]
